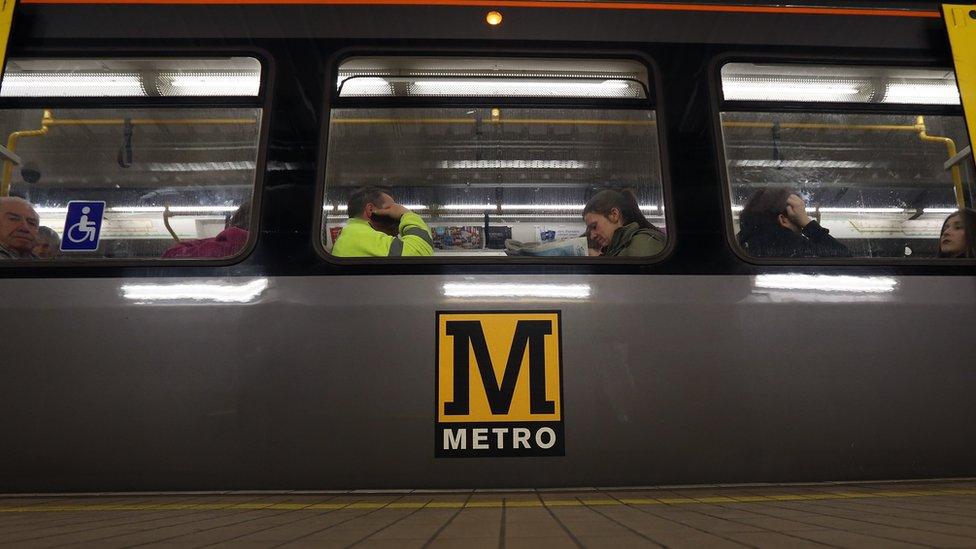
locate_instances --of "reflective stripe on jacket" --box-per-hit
[332,212,434,257]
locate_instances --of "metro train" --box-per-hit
[0,0,974,491]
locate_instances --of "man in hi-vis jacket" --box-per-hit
[332,187,433,257]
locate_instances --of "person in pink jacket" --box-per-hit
[162,203,250,259]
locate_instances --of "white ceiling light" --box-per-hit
[732,160,873,169]
[163,73,260,96]
[883,82,960,105]
[411,79,637,98]
[0,73,145,97]
[722,79,862,102]
[438,160,590,169]
[817,207,906,213]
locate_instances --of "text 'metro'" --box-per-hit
[436,311,564,458]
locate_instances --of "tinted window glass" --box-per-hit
[719,63,974,260]
[323,56,668,260]
[0,58,262,262]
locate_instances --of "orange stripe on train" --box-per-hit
[16,0,942,19]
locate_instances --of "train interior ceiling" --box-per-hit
[1,48,972,260]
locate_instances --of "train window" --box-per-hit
[0,57,263,262]
[718,63,974,260]
[321,57,668,259]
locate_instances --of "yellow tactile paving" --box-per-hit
[1,484,975,513]
[3,481,976,548]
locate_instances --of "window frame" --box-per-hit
[0,47,275,269]
[708,52,975,266]
[312,47,677,266]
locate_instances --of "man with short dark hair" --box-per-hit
[737,187,849,258]
[0,196,40,259]
[332,187,433,257]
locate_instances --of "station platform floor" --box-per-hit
[2,479,976,548]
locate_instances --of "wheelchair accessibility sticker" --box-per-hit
[60,201,105,252]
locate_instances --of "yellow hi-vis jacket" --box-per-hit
[332,212,434,257]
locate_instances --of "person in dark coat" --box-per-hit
[737,187,850,258]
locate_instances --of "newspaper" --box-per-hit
[504,236,587,256]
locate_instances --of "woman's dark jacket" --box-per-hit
[738,221,850,258]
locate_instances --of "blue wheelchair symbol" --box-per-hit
[61,201,105,252]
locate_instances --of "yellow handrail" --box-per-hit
[1,110,53,197]
[915,115,966,208]
[0,111,258,196]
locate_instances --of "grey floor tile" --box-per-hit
[426,537,498,549]
[724,531,834,548]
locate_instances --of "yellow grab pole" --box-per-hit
[1,109,51,197]
[915,115,966,208]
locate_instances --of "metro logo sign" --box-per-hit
[436,311,564,457]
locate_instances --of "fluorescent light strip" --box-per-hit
[108,206,240,213]
[443,282,591,299]
[322,205,427,211]
[343,78,640,98]
[723,77,959,106]
[0,73,145,97]
[732,206,939,214]
[439,204,659,211]
[817,207,906,214]
[164,73,260,97]
[438,160,590,169]
[441,204,496,210]
[884,82,960,105]
[412,80,631,92]
[439,214,580,219]
[0,71,260,98]
[723,80,862,102]
[923,208,959,214]
[732,160,873,169]
[146,161,256,172]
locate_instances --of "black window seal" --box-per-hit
[312,46,677,268]
[708,51,976,267]
[0,46,275,270]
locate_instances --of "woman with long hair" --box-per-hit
[582,189,665,257]
[937,208,976,258]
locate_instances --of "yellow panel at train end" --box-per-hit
[0,0,14,80]
[943,4,976,153]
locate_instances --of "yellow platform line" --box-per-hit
[1,488,974,513]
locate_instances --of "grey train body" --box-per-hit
[1,1,975,491]
[1,274,973,491]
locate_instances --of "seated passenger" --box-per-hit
[737,187,850,258]
[162,203,249,259]
[936,208,976,258]
[582,189,665,257]
[33,226,61,259]
[332,187,433,257]
[0,196,39,259]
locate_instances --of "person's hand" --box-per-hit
[373,203,409,221]
[785,194,812,228]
